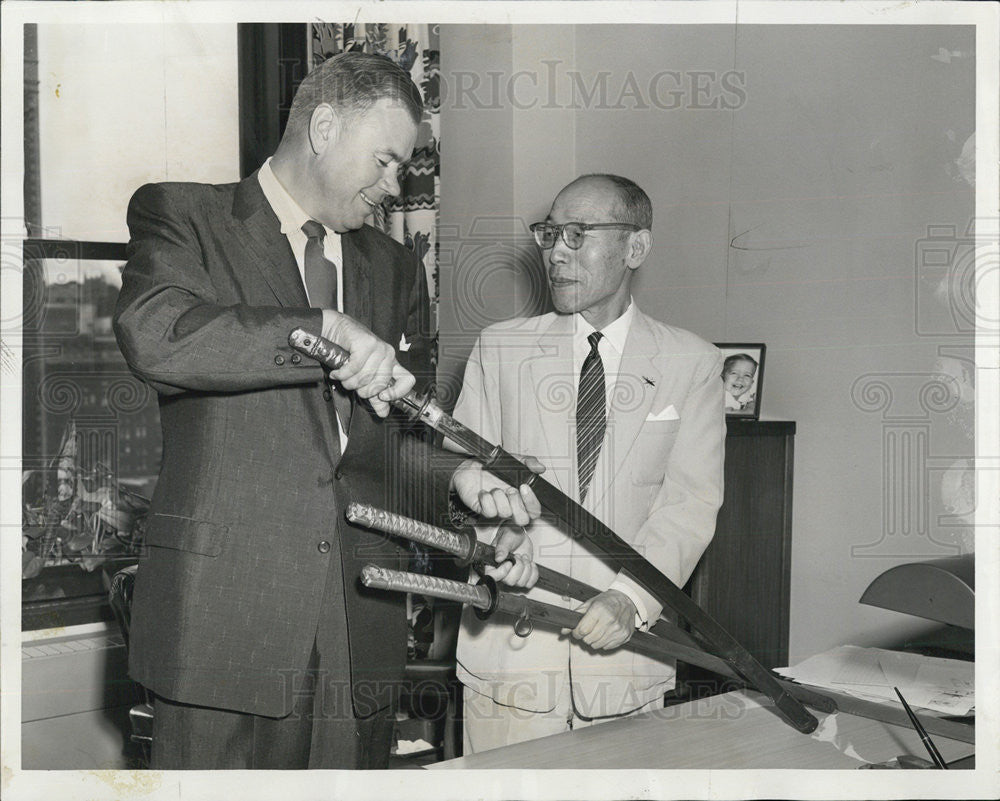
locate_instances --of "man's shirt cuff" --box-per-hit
[608,579,650,631]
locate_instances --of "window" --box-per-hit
[20,23,238,629]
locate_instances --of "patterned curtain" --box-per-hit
[310,23,441,367]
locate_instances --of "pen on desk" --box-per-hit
[894,686,948,769]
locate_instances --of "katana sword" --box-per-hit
[290,327,818,733]
[346,502,603,609]
[346,501,713,658]
[349,502,836,714]
[360,564,834,714]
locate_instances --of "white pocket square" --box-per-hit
[398,333,412,352]
[645,404,680,422]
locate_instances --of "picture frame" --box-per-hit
[715,343,766,420]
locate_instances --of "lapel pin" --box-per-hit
[642,376,655,387]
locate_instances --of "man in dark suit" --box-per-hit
[113,52,539,770]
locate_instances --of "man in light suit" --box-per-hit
[113,52,539,770]
[452,174,726,752]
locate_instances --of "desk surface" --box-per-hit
[430,691,974,770]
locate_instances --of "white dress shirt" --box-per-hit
[258,157,348,451]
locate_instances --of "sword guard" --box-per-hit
[453,527,480,567]
[473,574,500,620]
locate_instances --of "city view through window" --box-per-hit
[20,23,238,626]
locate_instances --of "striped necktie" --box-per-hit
[577,331,606,501]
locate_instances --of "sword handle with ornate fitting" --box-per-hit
[288,328,351,370]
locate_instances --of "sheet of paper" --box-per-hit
[775,645,974,716]
[831,647,921,688]
[906,662,976,714]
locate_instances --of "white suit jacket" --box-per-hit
[453,308,726,717]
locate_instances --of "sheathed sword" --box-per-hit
[290,327,818,733]
[346,502,713,658]
[360,563,834,713]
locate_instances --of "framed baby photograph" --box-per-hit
[716,343,766,420]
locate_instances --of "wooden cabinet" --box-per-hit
[679,420,795,695]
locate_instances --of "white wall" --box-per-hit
[37,24,239,242]
[439,24,976,663]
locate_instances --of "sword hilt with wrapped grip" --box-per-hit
[347,502,608,604]
[347,502,479,564]
[361,564,492,609]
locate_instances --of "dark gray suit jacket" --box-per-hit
[114,175,455,718]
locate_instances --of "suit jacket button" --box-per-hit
[274,355,285,365]
[334,468,343,481]
[322,389,332,402]
[291,353,302,364]
[317,540,331,554]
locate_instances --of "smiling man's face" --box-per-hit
[311,98,417,232]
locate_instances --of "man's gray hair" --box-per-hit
[286,51,423,134]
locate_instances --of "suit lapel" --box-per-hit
[599,311,662,498]
[341,231,373,330]
[528,315,577,496]
[232,173,345,462]
[231,173,309,307]
[334,229,376,437]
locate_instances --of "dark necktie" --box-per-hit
[301,220,351,436]
[302,220,338,310]
[577,331,606,501]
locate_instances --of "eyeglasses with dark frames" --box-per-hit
[528,221,641,250]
